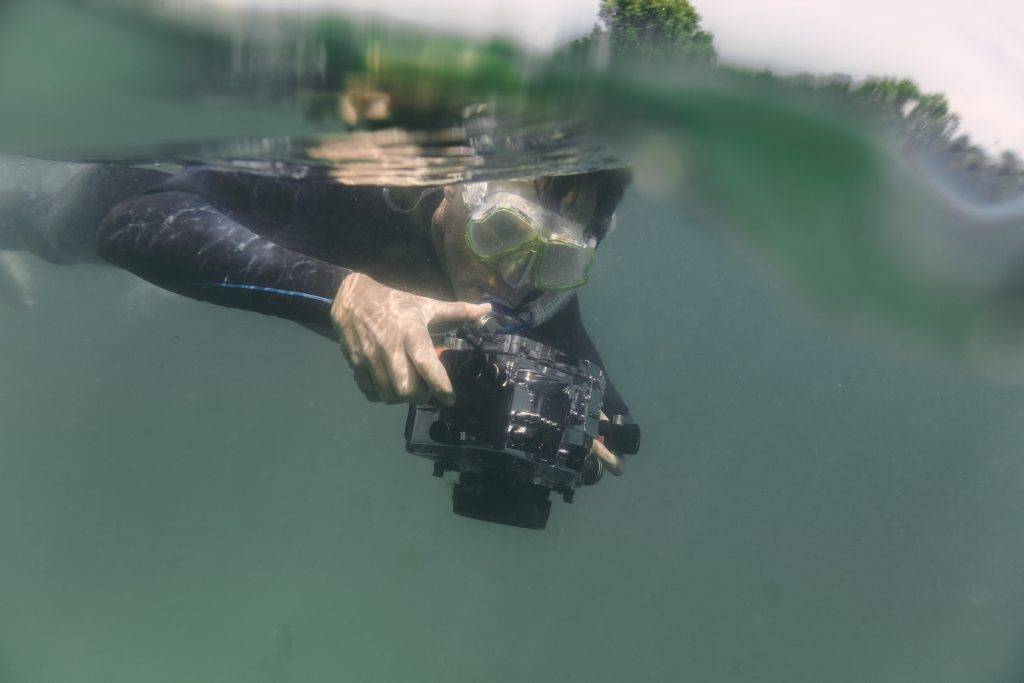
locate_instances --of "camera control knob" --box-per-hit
[599,420,641,456]
[582,452,604,486]
[482,361,508,387]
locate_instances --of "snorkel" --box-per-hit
[475,290,575,334]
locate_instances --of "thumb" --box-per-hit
[427,300,492,325]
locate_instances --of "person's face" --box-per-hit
[431,178,602,306]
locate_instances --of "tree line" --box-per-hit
[572,0,1024,203]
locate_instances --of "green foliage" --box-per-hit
[575,0,716,64]
[806,75,1021,202]
[851,78,960,143]
[570,0,1022,201]
[710,66,1022,202]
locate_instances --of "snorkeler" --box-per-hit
[2,163,634,467]
[1,163,632,469]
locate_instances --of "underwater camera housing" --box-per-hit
[404,328,641,530]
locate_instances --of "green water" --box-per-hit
[2,1,1024,681]
[4,185,1024,682]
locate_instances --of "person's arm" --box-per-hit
[98,189,488,405]
[98,190,347,325]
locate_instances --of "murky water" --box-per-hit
[2,1,1024,682]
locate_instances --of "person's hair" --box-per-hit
[532,167,633,242]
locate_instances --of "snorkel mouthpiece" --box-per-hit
[473,291,573,335]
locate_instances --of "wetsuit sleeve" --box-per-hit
[98,190,348,326]
[528,295,630,419]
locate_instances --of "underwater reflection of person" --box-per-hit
[2,164,632,471]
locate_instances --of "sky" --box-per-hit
[697,0,1024,153]
[213,0,1024,152]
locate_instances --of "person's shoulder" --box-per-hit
[154,166,379,200]
[152,165,284,193]
[145,167,406,230]
[147,166,339,212]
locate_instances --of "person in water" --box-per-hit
[0,163,632,470]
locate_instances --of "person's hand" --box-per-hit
[331,273,491,405]
[591,411,626,476]
[592,439,624,476]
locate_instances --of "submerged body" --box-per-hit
[2,164,629,416]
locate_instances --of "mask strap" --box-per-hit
[382,187,440,214]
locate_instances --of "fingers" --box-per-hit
[331,277,485,406]
[339,319,379,401]
[426,300,492,325]
[405,329,456,406]
[404,376,433,405]
[592,439,624,476]
[365,344,397,404]
[338,312,433,405]
[383,344,432,405]
[338,323,362,367]
[352,365,382,402]
[344,328,452,406]
[347,337,423,405]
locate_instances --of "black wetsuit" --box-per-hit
[19,164,628,415]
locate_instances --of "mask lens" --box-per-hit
[467,208,537,259]
[495,251,536,290]
[534,243,594,290]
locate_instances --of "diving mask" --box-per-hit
[463,186,596,291]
